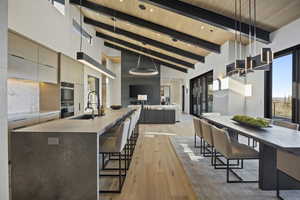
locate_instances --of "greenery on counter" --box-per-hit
[232,115,270,128]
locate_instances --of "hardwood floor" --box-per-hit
[100,115,197,200]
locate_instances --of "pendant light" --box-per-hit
[76,0,116,79]
[245,0,253,71]
[129,53,159,76]
[236,0,245,73]
[226,0,239,76]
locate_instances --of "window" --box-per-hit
[48,0,65,15]
[266,45,300,124]
[73,19,93,44]
[190,71,213,117]
[272,54,293,120]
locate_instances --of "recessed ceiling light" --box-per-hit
[139,4,146,10]
[120,0,123,2]
[150,8,154,12]
[157,33,160,36]
[126,23,130,25]
[187,44,191,47]
[201,26,204,30]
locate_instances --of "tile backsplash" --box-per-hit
[7,79,39,114]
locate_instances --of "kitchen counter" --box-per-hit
[11,108,134,200]
[13,108,133,134]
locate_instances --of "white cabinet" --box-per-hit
[8,32,38,62]
[38,46,58,69]
[7,54,38,81]
[74,84,84,115]
[60,54,84,84]
[38,64,58,84]
[8,32,58,84]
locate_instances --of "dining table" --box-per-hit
[202,115,300,190]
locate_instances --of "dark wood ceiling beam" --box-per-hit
[96,32,195,69]
[140,0,270,43]
[104,42,188,73]
[69,0,221,53]
[84,17,205,63]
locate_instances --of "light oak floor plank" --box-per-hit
[100,115,197,200]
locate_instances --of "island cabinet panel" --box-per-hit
[60,54,84,84]
[8,32,38,63]
[11,132,97,200]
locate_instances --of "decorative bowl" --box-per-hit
[232,115,270,129]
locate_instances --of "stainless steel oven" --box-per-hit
[61,82,74,118]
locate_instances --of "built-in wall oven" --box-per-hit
[61,82,74,118]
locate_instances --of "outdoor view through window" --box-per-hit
[272,54,293,120]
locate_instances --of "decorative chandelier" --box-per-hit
[129,54,159,76]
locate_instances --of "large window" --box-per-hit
[266,45,300,124]
[272,54,293,120]
[190,71,213,117]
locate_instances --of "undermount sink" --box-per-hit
[70,114,95,120]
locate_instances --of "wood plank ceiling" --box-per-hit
[181,0,300,32]
[76,0,300,71]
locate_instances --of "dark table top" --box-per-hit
[203,115,300,150]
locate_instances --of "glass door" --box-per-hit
[190,71,213,117]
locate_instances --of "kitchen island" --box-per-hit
[11,108,134,200]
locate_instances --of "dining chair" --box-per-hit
[193,117,203,152]
[273,120,299,131]
[200,119,216,165]
[99,118,131,193]
[211,125,259,183]
[277,149,300,200]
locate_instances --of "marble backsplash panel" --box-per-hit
[7,79,39,114]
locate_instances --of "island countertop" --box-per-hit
[13,108,134,134]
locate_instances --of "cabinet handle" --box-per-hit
[11,54,25,60]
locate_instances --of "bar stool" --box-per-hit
[99,118,131,193]
[193,118,203,152]
[211,125,259,183]
[277,149,300,200]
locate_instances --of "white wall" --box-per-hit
[270,17,300,52]
[106,59,121,106]
[0,0,9,199]
[161,66,185,107]
[8,0,104,62]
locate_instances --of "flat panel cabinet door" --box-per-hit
[60,55,84,84]
[8,54,38,81]
[38,64,58,84]
[38,46,58,68]
[74,84,84,115]
[8,32,38,63]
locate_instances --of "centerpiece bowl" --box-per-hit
[232,115,270,129]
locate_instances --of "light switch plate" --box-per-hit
[48,137,59,145]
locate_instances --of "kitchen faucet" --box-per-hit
[85,91,98,119]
